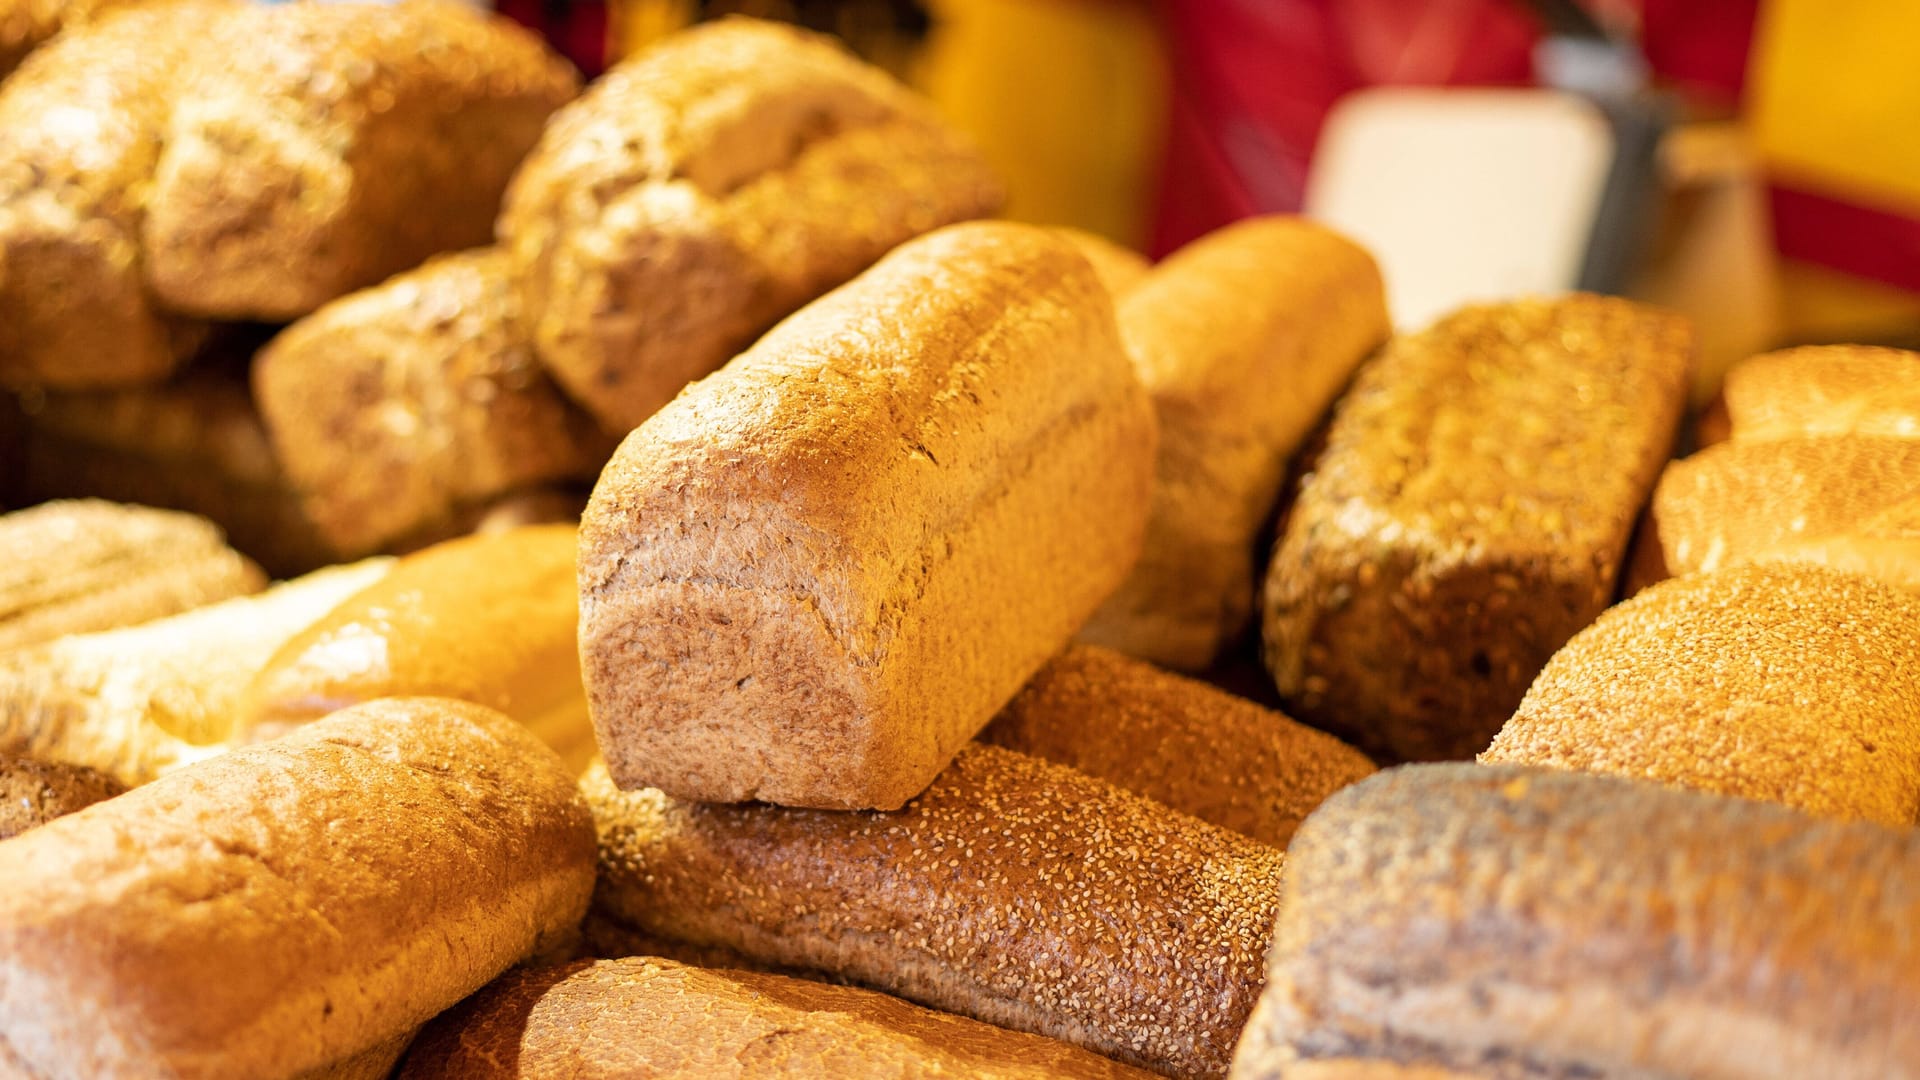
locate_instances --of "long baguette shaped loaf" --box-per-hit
[1261,295,1691,762]
[0,697,595,1080]
[1481,563,1920,825]
[398,957,1156,1079]
[1081,217,1389,670]
[586,743,1283,1078]
[500,17,1005,431]
[1231,764,1920,1080]
[979,644,1374,847]
[579,221,1156,809]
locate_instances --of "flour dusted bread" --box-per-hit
[398,957,1156,1080]
[579,222,1154,809]
[1231,764,1920,1080]
[1261,295,1690,762]
[500,17,1004,430]
[0,697,595,1080]
[0,754,123,839]
[980,645,1373,846]
[587,744,1283,1078]
[1082,216,1388,669]
[1481,563,1920,824]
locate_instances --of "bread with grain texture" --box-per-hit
[398,957,1157,1080]
[1261,295,1690,762]
[1230,764,1920,1080]
[578,222,1154,810]
[979,644,1373,847]
[0,697,595,1080]
[587,743,1283,1079]
[1082,216,1388,670]
[0,499,263,652]
[0,754,123,839]
[500,17,1004,430]
[254,249,610,557]
[1480,563,1920,824]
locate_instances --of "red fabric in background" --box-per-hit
[497,0,609,78]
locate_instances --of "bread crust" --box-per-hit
[578,221,1154,809]
[1054,227,1152,296]
[0,753,123,839]
[1719,345,1920,441]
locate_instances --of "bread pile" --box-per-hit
[3,11,1918,1080]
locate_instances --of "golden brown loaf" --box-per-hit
[1751,492,1920,590]
[587,743,1284,1079]
[979,644,1374,847]
[500,17,1005,430]
[1231,764,1920,1080]
[1481,563,1920,825]
[1262,295,1691,762]
[398,957,1158,1080]
[578,222,1155,810]
[254,249,611,556]
[1719,344,1920,441]
[0,697,596,1080]
[242,526,594,771]
[0,558,390,786]
[0,499,263,652]
[1082,216,1389,670]
[0,753,123,840]
[1055,227,1152,296]
[0,0,145,78]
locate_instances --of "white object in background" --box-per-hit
[1305,88,1615,331]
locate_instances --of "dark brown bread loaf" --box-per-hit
[979,644,1373,847]
[0,753,123,839]
[0,698,596,1079]
[586,743,1285,1078]
[499,17,1004,430]
[1231,764,1920,1080]
[398,957,1157,1079]
[578,222,1155,810]
[1261,295,1691,762]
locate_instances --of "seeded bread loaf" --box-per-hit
[979,645,1373,846]
[1082,216,1388,670]
[499,17,1005,430]
[1231,764,1920,1080]
[0,698,596,1080]
[0,754,123,839]
[586,743,1284,1078]
[398,957,1157,1080]
[578,222,1155,809]
[1261,295,1691,762]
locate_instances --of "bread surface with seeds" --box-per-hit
[586,743,1285,1078]
[0,754,124,839]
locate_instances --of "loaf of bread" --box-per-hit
[0,697,595,1080]
[254,249,611,556]
[1081,216,1388,670]
[579,222,1155,809]
[500,17,1005,431]
[0,558,390,785]
[0,0,148,80]
[1750,493,1920,591]
[242,525,594,770]
[979,644,1374,846]
[0,753,123,840]
[1718,344,1920,441]
[1056,227,1152,296]
[1480,563,1920,824]
[587,743,1283,1078]
[1261,295,1691,762]
[398,957,1156,1080]
[0,499,263,652]
[1231,764,1920,1080]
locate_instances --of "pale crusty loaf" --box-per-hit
[979,644,1374,847]
[0,558,390,786]
[1750,493,1920,591]
[0,499,264,652]
[1055,227,1152,296]
[0,0,149,80]
[0,698,596,1080]
[1231,764,1920,1080]
[1262,296,1691,762]
[0,753,123,839]
[500,17,1005,430]
[579,222,1155,810]
[254,249,610,557]
[398,957,1157,1080]
[587,744,1283,1079]
[1481,563,1920,825]
[1719,344,1920,441]
[1082,216,1388,670]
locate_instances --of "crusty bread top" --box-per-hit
[1482,563,1920,824]
[1720,344,1920,441]
[1055,227,1151,296]
[399,957,1157,1079]
[0,753,123,840]
[0,0,149,79]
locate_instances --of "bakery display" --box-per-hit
[0,754,123,840]
[579,221,1154,810]
[1232,763,1920,1080]
[1081,216,1389,670]
[1262,295,1691,762]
